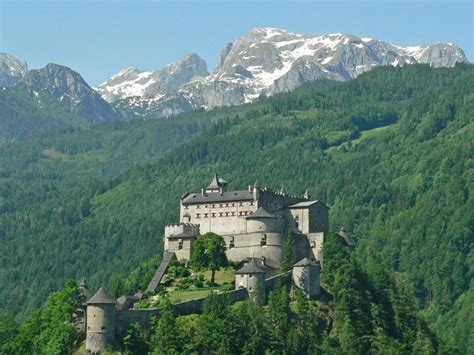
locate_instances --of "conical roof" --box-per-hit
[207,173,221,189]
[235,258,266,274]
[86,286,116,305]
[293,257,320,267]
[245,207,276,219]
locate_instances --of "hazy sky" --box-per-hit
[1,0,472,85]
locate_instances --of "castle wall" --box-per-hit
[306,232,324,264]
[309,203,329,234]
[223,232,284,266]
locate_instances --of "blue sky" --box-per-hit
[1,0,472,85]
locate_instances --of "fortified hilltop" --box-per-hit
[84,175,346,353]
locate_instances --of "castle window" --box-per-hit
[178,239,183,250]
[225,212,229,217]
[229,236,235,249]
[101,326,106,330]
[231,212,235,216]
[260,234,267,246]
[196,213,201,218]
[311,241,316,248]
[204,213,208,217]
[239,202,243,207]
[250,202,254,206]
[220,204,223,207]
[197,205,200,209]
[231,203,235,207]
[211,213,216,217]
[184,205,188,209]
[226,203,229,207]
[212,204,215,208]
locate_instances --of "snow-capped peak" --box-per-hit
[101,28,468,119]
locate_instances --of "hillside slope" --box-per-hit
[0,65,472,351]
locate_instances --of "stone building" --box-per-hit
[292,257,321,299]
[164,174,329,267]
[86,287,117,353]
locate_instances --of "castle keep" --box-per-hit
[164,174,328,266]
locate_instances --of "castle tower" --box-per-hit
[292,258,321,299]
[86,287,117,353]
[235,258,266,304]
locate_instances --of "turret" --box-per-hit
[253,180,260,201]
[206,173,227,193]
[304,189,310,200]
[86,287,117,353]
[292,258,321,298]
[235,258,266,304]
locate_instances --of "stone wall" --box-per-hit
[115,273,290,338]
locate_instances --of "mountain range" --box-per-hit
[0,27,468,135]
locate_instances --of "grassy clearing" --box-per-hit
[168,288,220,304]
[197,267,235,285]
[327,123,397,153]
[42,148,70,160]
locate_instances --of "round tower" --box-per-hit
[245,207,280,233]
[235,258,266,304]
[86,286,117,353]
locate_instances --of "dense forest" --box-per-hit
[0,235,444,354]
[0,64,472,352]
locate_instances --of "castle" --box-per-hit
[84,175,332,353]
[164,174,328,266]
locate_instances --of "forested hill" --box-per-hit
[0,64,472,351]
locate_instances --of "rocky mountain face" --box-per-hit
[95,53,209,102]
[0,52,28,87]
[1,28,469,122]
[22,63,118,123]
[103,28,467,117]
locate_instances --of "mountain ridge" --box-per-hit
[100,27,467,117]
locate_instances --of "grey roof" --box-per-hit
[146,251,176,292]
[117,293,142,305]
[238,257,279,270]
[235,258,267,274]
[182,190,254,205]
[293,257,321,267]
[288,200,321,208]
[338,228,356,247]
[87,287,116,305]
[245,207,276,219]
